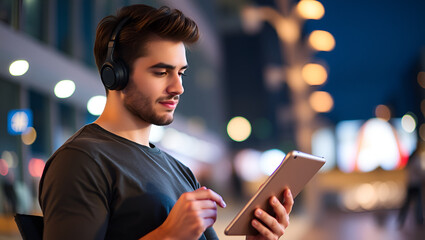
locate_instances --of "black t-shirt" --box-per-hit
[39,124,218,240]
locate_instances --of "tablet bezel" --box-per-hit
[224,150,325,236]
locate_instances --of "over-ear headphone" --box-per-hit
[100,17,131,90]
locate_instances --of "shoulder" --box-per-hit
[55,124,118,157]
[50,124,141,165]
[39,124,117,200]
[38,147,112,212]
[44,124,104,175]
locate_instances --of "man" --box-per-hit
[39,4,293,240]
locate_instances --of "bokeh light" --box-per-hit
[375,181,390,204]
[301,63,327,85]
[401,114,416,133]
[9,110,30,134]
[259,149,285,176]
[312,127,336,172]
[355,183,377,210]
[240,6,263,34]
[0,159,9,176]
[234,149,262,182]
[356,118,403,172]
[309,91,334,112]
[28,158,45,178]
[227,116,252,142]
[276,18,300,44]
[375,104,391,121]
[342,188,358,211]
[308,30,335,51]
[9,59,29,76]
[150,125,165,143]
[160,128,220,163]
[2,151,18,168]
[21,127,37,145]
[87,95,106,116]
[296,0,325,20]
[54,80,76,98]
[342,181,404,211]
[337,118,413,173]
[417,71,425,88]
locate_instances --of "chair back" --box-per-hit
[14,214,44,240]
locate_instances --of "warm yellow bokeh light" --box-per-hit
[240,6,263,34]
[309,91,334,112]
[356,183,378,210]
[297,0,325,20]
[308,30,335,51]
[301,63,327,85]
[276,18,300,44]
[417,72,425,88]
[21,127,37,145]
[227,116,252,142]
[375,104,391,121]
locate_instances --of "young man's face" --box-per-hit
[122,38,187,126]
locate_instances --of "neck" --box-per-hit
[94,94,151,147]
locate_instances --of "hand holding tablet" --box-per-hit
[225,150,326,236]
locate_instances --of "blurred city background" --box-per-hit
[1,0,425,239]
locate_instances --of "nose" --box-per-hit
[166,73,184,96]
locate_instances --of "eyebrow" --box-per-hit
[149,62,188,70]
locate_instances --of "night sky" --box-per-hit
[222,0,425,149]
[307,0,425,123]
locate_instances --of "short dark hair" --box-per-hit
[94,4,199,74]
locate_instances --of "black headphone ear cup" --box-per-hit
[113,58,129,90]
[100,59,128,90]
[101,61,116,90]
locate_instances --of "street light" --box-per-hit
[296,0,325,20]
[240,0,335,153]
[308,30,336,51]
[302,63,328,85]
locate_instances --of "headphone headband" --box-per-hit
[105,16,130,63]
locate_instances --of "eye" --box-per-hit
[154,72,167,77]
[179,72,187,77]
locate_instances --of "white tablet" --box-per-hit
[224,150,325,236]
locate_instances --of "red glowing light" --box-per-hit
[28,158,45,178]
[0,159,9,176]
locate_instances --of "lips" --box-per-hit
[159,100,178,109]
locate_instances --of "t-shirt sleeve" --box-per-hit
[204,227,219,240]
[39,148,110,240]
